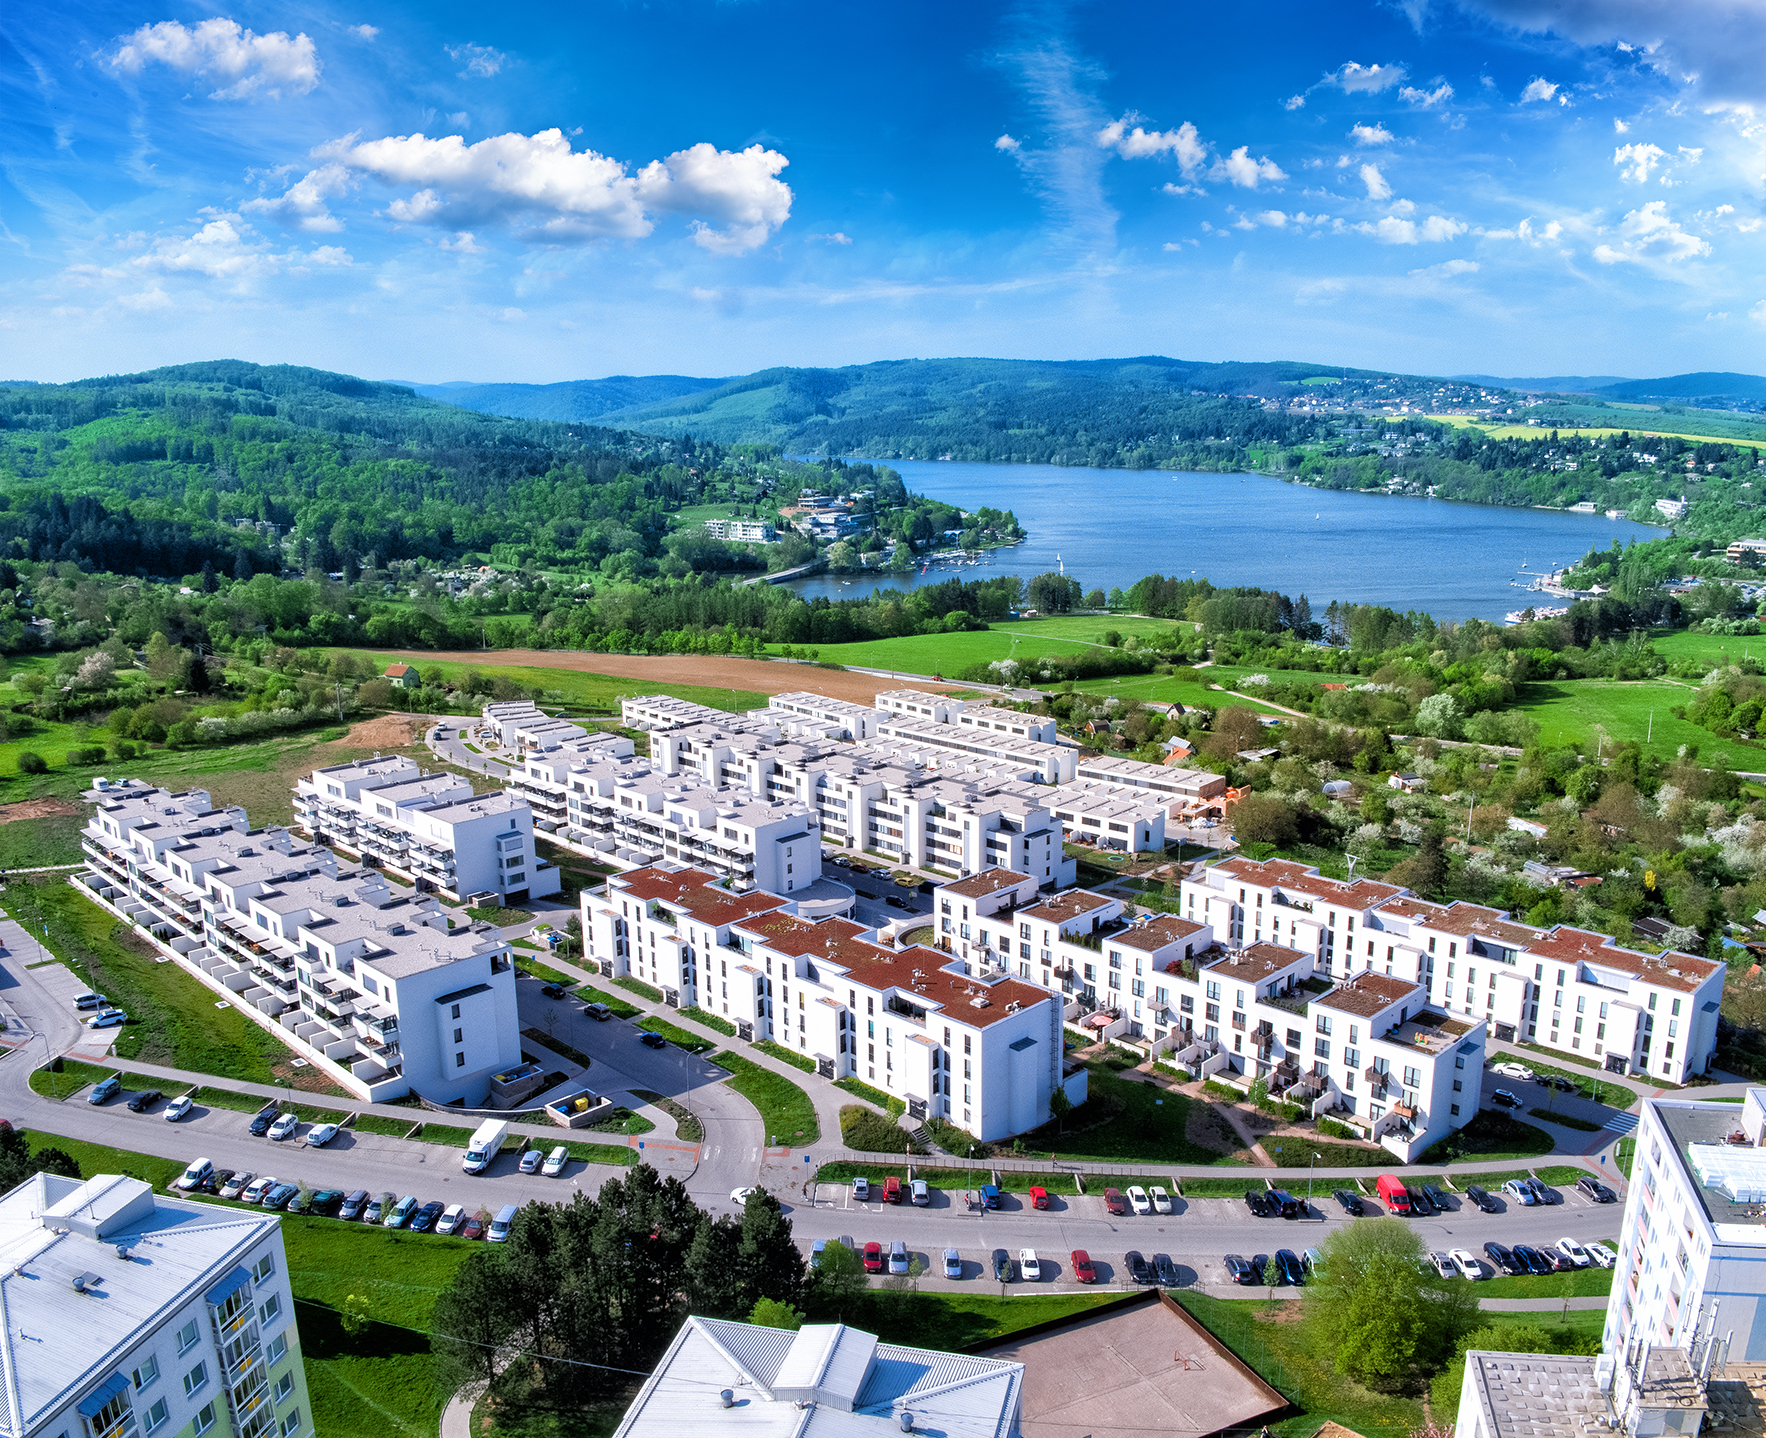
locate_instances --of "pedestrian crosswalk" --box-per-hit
[1604,1111,1639,1134]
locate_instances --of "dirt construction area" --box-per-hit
[371,649,967,705]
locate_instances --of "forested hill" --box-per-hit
[0,360,724,577]
[405,373,726,422]
[421,355,1419,467]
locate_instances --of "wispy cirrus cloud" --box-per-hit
[446,43,508,79]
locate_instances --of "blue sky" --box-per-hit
[3,0,1765,383]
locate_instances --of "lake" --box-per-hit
[781,459,1664,621]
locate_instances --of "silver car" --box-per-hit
[942,1247,962,1279]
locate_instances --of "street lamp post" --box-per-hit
[1308,1151,1320,1204]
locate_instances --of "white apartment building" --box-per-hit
[79,779,521,1103]
[480,700,589,752]
[586,863,1082,1138]
[869,714,1078,783]
[1603,1090,1766,1361]
[1181,856,1725,1083]
[506,739,822,894]
[293,756,558,903]
[0,1171,309,1438]
[1069,753,1230,819]
[702,517,776,542]
[766,692,887,740]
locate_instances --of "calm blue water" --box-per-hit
[783,459,1665,621]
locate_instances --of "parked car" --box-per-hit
[1527,1178,1558,1205]
[218,1171,254,1200]
[1451,1249,1484,1280]
[172,1158,213,1192]
[363,1192,393,1224]
[1028,1185,1049,1209]
[883,1176,903,1204]
[1491,1061,1534,1080]
[1501,1179,1537,1207]
[1070,1250,1096,1283]
[1268,1189,1302,1219]
[1491,1089,1522,1110]
[1302,1248,1324,1276]
[1019,1248,1041,1281]
[306,1122,340,1147]
[1431,1251,1457,1279]
[540,983,568,999]
[126,1089,162,1113]
[992,1248,1013,1282]
[488,1204,517,1243]
[1556,1237,1592,1268]
[1332,1188,1363,1216]
[1245,1189,1272,1218]
[1576,1176,1616,1203]
[639,1031,668,1048]
[1274,1249,1304,1286]
[248,1109,278,1137]
[1536,1247,1570,1273]
[241,1176,277,1205]
[85,1008,127,1029]
[384,1195,419,1229]
[1587,1241,1618,1269]
[1103,1188,1128,1216]
[853,1177,871,1202]
[1224,1254,1254,1284]
[730,1187,759,1205]
[268,1112,299,1141]
[1150,1186,1173,1214]
[1464,1184,1499,1212]
[584,1002,613,1020]
[979,1184,1001,1209]
[1408,1187,1436,1216]
[1421,1184,1450,1211]
[943,1247,963,1279]
[910,1179,930,1207]
[862,1242,884,1273]
[1127,1186,1152,1216]
[411,1201,446,1233]
[73,993,107,1010]
[201,1168,233,1196]
[1548,1076,1576,1092]
[1154,1252,1181,1286]
[518,1148,544,1175]
[887,1241,910,1276]
[88,1075,122,1105]
[164,1095,194,1122]
[459,1214,486,1240]
[310,1190,345,1216]
[1484,1242,1521,1275]
[338,1190,369,1221]
[1124,1250,1153,1284]
[542,1146,569,1177]
[285,1189,312,1215]
[1512,1244,1552,1275]
[263,1184,299,1211]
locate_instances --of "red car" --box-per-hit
[1103,1188,1128,1216]
[1029,1186,1049,1210]
[1070,1249,1096,1283]
[862,1241,884,1273]
[882,1176,903,1204]
[459,1215,485,1240]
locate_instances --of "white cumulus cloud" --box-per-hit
[1519,77,1560,103]
[1399,82,1454,107]
[1284,95,1306,110]
[242,163,351,232]
[994,134,1021,152]
[349,24,378,40]
[446,43,507,79]
[1359,213,1466,243]
[1350,123,1394,146]
[1360,163,1393,200]
[1332,61,1407,93]
[322,128,793,253]
[107,18,319,100]
[1613,142,1667,183]
[1410,258,1480,276]
[1214,146,1287,189]
[1613,117,1630,133]
[1592,201,1709,266]
[1096,117,1208,177]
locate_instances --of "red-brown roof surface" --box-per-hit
[1112,914,1208,953]
[1021,889,1116,925]
[384,663,415,677]
[1214,856,1404,908]
[939,868,1035,900]
[733,911,1054,1029]
[1314,970,1421,1019]
[612,866,790,926]
[1206,941,1310,981]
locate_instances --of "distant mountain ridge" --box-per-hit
[402,374,726,422]
[1453,373,1633,392]
[1455,370,1766,408]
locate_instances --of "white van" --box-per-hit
[488,1203,519,1243]
[172,1158,213,1192]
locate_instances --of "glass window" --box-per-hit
[177,1321,200,1355]
[194,1405,216,1436]
[258,1293,282,1326]
[143,1400,168,1434]
[281,1411,301,1437]
[251,1255,275,1284]
[183,1363,209,1397]
[274,1373,294,1403]
[266,1335,287,1366]
[132,1356,160,1391]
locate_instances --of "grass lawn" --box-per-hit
[630,1089,703,1144]
[677,1005,736,1036]
[1515,676,1752,768]
[841,1104,917,1155]
[1067,669,1290,714]
[1013,1065,1240,1165]
[615,976,664,1002]
[836,1076,903,1116]
[577,984,641,1019]
[7,878,303,1083]
[1529,1107,1603,1132]
[635,1014,717,1053]
[806,616,1183,679]
[316,650,768,717]
[714,1050,820,1146]
[1179,1176,1271,1198]
[513,953,574,984]
[1261,1135,1387,1168]
[1475,1266,1614,1299]
[754,1039,816,1073]
[1421,1109,1557,1164]
[1654,629,1766,669]
[1173,1292,1423,1438]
